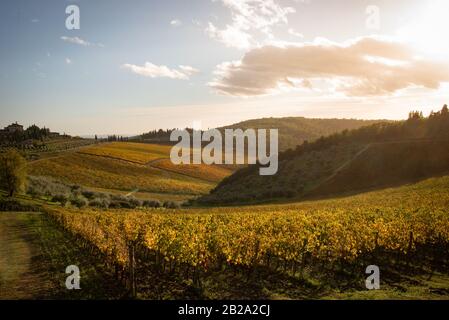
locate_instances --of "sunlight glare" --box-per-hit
[397,0,449,59]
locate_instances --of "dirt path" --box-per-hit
[323,144,371,182]
[308,144,372,194]
[310,139,441,192]
[0,213,53,299]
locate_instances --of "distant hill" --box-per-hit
[221,117,383,151]
[134,117,384,152]
[198,105,449,205]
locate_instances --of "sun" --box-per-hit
[396,0,449,59]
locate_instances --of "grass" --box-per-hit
[324,274,449,300]
[193,264,449,300]
[0,212,126,299]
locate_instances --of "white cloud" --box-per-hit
[170,19,182,27]
[206,0,295,49]
[209,36,449,97]
[61,36,90,46]
[65,58,72,65]
[206,22,252,50]
[179,65,200,76]
[61,36,104,47]
[122,62,199,80]
[192,19,202,27]
[31,19,39,23]
[288,28,304,38]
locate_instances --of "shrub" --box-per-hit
[111,194,129,202]
[108,200,132,209]
[0,199,40,212]
[70,196,88,208]
[82,190,110,200]
[107,195,141,209]
[52,194,69,206]
[81,190,96,199]
[142,199,162,208]
[163,201,181,209]
[27,176,71,198]
[89,197,110,209]
[128,197,142,208]
[70,185,83,196]
[27,185,40,198]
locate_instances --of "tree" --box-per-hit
[442,104,448,115]
[26,124,41,139]
[0,149,27,197]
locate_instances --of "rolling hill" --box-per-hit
[28,142,235,201]
[136,117,384,152]
[25,116,383,203]
[199,106,449,205]
[220,117,384,151]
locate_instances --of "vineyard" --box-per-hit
[34,138,97,153]
[28,142,236,201]
[46,175,449,298]
[79,142,172,165]
[151,159,235,183]
[1,137,97,155]
[29,153,212,195]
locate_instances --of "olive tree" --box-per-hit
[0,149,27,197]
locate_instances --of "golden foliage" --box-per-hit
[48,175,449,270]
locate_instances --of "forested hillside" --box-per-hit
[135,117,383,152]
[221,117,383,151]
[199,106,449,205]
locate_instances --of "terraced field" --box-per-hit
[79,142,172,165]
[151,159,235,183]
[28,142,236,200]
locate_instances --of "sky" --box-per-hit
[0,0,449,136]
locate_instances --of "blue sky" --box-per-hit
[1,0,448,135]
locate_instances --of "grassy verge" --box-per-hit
[132,255,449,300]
[24,213,128,299]
[0,211,127,299]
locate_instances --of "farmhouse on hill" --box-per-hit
[0,122,24,139]
[4,122,24,133]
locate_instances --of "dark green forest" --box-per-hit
[199,105,449,205]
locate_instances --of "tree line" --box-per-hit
[281,105,449,161]
[1,124,59,143]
